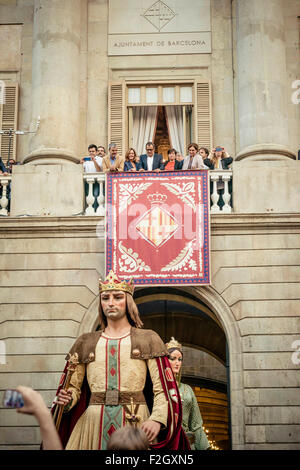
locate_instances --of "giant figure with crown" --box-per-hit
[51,271,190,450]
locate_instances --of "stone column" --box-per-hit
[13,0,84,216]
[25,0,81,164]
[233,0,295,161]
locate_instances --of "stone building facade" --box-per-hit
[0,0,299,449]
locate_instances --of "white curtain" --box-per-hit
[132,106,158,156]
[165,105,184,155]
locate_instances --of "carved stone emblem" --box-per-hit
[142,1,176,32]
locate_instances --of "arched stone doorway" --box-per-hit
[78,285,244,450]
[134,287,229,450]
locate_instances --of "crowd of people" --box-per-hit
[80,142,233,211]
[80,142,233,174]
[0,142,233,214]
[0,143,233,178]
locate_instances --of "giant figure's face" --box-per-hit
[169,349,183,375]
[100,290,127,322]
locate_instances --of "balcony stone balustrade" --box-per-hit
[0,171,233,217]
[0,176,11,216]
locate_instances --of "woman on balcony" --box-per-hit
[203,147,233,170]
[163,148,183,171]
[124,148,142,172]
[182,143,209,170]
[204,146,233,211]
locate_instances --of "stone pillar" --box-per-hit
[234,0,295,161]
[13,0,84,216]
[25,0,81,164]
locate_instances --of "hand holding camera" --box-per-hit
[3,386,63,450]
[15,386,49,417]
[3,386,50,418]
[3,389,24,409]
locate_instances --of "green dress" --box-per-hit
[179,383,210,450]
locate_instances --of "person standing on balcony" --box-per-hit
[0,157,17,213]
[199,147,210,162]
[102,143,125,172]
[175,153,184,164]
[139,142,164,172]
[0,156,8,175]
[124,148,143,172]
[80,144,103,213]
[97,145,106,159]
[204,147,233,170]
[182,143,208,170]
[204,147,233,211]
[163,148,183,171]
[80,144,102,173]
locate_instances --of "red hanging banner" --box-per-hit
[105,170,210,286]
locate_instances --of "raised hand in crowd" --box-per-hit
[16,385,63,450]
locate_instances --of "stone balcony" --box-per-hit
[0,170,233,217]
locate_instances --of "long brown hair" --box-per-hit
[98,292,143,330]
[125,148,138,162]
[211,147,226,167]
[188,142,199,152]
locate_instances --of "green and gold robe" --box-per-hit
[179,383,210,450]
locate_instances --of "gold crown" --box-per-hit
[99,270,134,296]
[165,337,183,352]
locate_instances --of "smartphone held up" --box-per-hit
[3,389,24,408]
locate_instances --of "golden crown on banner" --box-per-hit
[99,270,134,296]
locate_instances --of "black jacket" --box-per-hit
[204,157,233,170]
[140,153,164,171]
[0,158,7,173]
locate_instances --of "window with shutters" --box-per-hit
[0,82,19,163]
[108,79,212,157]
[108,82,126,157]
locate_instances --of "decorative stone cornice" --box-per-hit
[0,213,299,236]
[210,213,300,233]
[235,144,296,162]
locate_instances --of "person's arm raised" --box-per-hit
[16,386,63,450]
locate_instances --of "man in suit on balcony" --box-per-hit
[102,143,125,172]
[139,142,164,172]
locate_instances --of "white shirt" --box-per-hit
[147,156,154,171]
[83,156,103,173]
